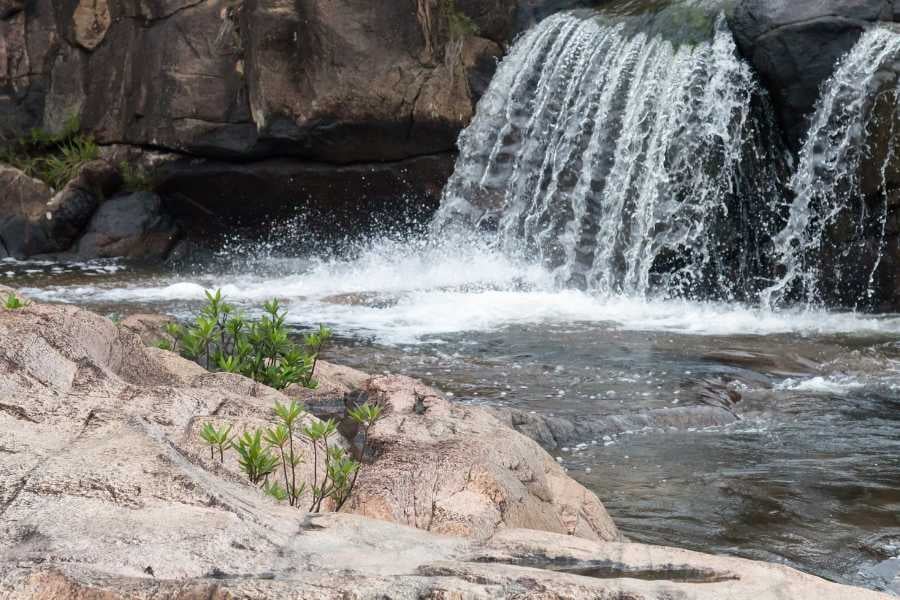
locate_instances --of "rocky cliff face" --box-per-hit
[1,0,493,160]
[0,0,513,239]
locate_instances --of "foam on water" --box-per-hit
[21,235,900,345]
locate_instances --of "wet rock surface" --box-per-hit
[75,191,180,260]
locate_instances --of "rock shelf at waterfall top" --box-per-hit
[0,286,894,599]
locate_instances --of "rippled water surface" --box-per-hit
[8,238,900,594]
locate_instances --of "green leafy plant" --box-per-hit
[233,429,280,485]
[303,417,339,512]
[172,290,330,390]
[1,115,99,190]
[200,400,383,513]
[338,402,384,510]
[199,422,233,462]
[3,293,29,310]
[265,400,307,507]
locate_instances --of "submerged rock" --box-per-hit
[0,295,892,599]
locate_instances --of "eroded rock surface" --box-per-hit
[348,375,621,540]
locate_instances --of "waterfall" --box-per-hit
[762,27,900,310]
[434,11,784,301]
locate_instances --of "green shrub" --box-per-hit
[0,115,99,190]
[201,399,384,512]
[170,290,332,390]
[3,293,29,310]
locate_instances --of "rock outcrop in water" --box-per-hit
[0,290,894,599]
[0,161,180,261]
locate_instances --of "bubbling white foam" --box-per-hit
[20,234,900,345]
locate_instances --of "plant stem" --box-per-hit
[309,437,319,512]
[313,435,331,513]
[287,425,298,507]
[336,424,369,512]
[278,444,291,506]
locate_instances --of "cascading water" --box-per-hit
[434,11,785,301]
[762,27,900,310]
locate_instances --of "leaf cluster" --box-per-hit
[1,115,99,190]
[3,293,29,310]
[164,290,332,390]
[198,399,384,512]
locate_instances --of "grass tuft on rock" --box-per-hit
[0,115,99,190]
[119,160,156,192]
[442,0,479,39]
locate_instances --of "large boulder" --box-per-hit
[347,375,621,540]
[0,294,892,600]
[75,191,180,260]
[728,0,898,148]
[0,160,119,257]
[0,165,52,257]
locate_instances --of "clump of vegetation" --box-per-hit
[3,293,29,310]
[1,115,99,190]
[199,399,384,512]
[441,0,479,39]
[119,160,156,192]
[163,290,333,390]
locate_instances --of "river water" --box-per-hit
[9,233,900,594]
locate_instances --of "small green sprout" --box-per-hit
[199,422,233,462]
[234,430,280,485]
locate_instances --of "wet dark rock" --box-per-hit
[0,165,53,257]
[0,162,107,257]
[728,0,898,149]
[75,192,180,260]
[154,154,455,240]
[0,0,22,19]
[0,0,595,241]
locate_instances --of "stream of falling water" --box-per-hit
[762,27,900,309]
[434,11,784,301]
